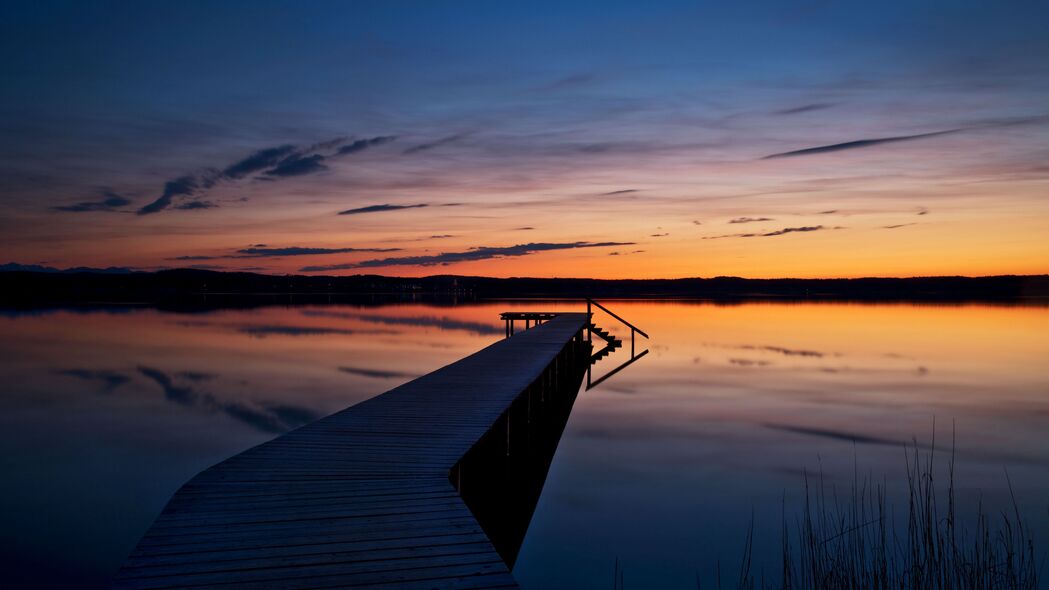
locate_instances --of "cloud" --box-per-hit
[916,207,929,216]
[540,73,595,91]
[762,129,960,159]
[137,175,199,215]
[168,255,222,261]
[739,345,826,358]
[186,264,227,270]
[762,225,826,236]
[137,366,319,433]
[883,223,917,229]
[174,200,216,210]
[339,366,419,379]
[53,192,132,213]
[300,241,635,272]
[168,245,402,261]
[303,309,502,336]
[402,134,465,155]
[775,103,834,115]
[264,153,327,177]
[130,135,395,215]
[236,246,401,257]
[763,423,907,448]
[650,233,669,237]
[55,368,130,390]
[236,324,383,337]
[338,203,428,216]
[692,220,702,226]
[337,135,397,155]
[178,371,216,382]
[729,217,773,224]
[601,189,638,196]
[704,225,833,239]
[222,145,296,179]
[515,226,535,231]
[729,358,772,367]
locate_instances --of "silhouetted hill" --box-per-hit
[1,268,1047,307]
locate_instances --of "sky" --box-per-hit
[1,0,1047,279]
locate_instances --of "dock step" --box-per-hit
[590,339,622,364]
[587,323,622,346]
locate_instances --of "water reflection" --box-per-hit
[0,303,512,589]
[513,302,1049,589]
[0,301,1046,589]
[453,335,591,567]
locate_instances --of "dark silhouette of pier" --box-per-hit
[112,311,606,589]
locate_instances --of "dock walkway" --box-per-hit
[112,313,589,590]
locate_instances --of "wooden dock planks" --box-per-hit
[113,313,588,590]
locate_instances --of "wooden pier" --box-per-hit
[113,312,591,590]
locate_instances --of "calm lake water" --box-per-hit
[1,301,1047,588]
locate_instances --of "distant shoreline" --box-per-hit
[2,269,1047,307]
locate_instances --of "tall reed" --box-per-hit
[738,434,1040,589]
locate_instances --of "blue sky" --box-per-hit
[2,1,1047,277]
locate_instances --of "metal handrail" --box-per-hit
[586,298,649,339]
[587,349,649,390]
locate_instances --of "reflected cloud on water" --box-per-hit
[135,366,322,434]
[1,301,1047,589]
[302,308,503,335]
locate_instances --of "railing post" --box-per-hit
[586,298,592,343]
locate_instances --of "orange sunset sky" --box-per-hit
[2,2,1047,279]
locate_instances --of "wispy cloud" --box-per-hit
[737,344,828,358]
[137,366,319,433]
[138,175,199,215]
[883,223,917,229]
[302,309,502,336]
[339,366,418,379]
[55,368,130,390]
[222,145,296,179]
[601,189,638,196]
[762,225,827,236]
[264,153,326,177]
[729,217,773,224]
[300,241,634,272]
[540,73,596,92]
[174,200,217,210]
[704,225,834,239]
[762,129,960,159]
[53,192,132,213]
[236,246,401,257]
[402,134,465,155]
[170,244,402,261]
[338,203,428,216]
[337,135,396,155]
[763,422,907,448]
[236,325,381,338]
[775,103,834,115]
[133,136,396,215]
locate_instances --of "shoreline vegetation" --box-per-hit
[2,268,1048,306]
[614,438,1043,590]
